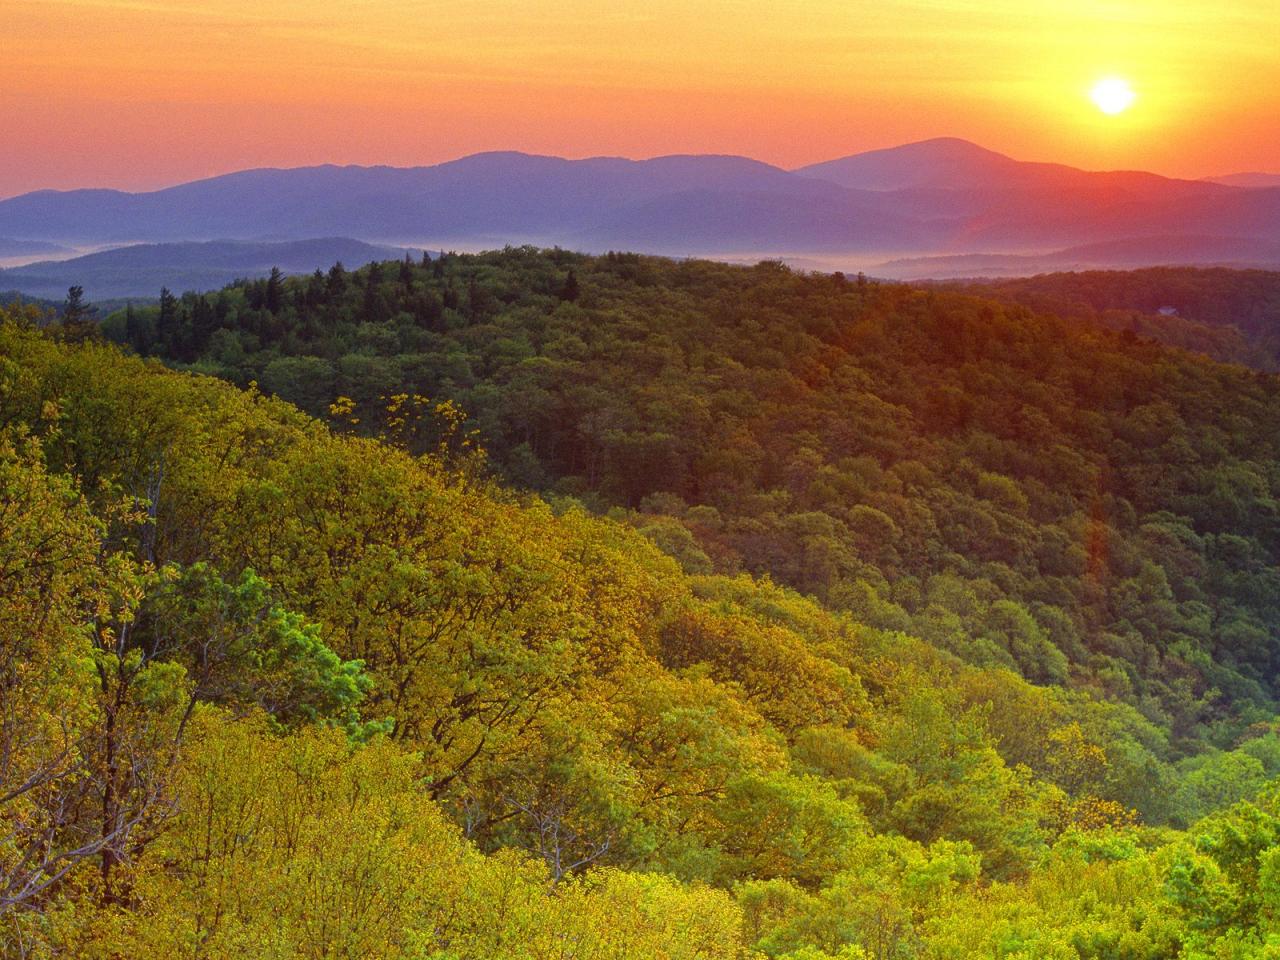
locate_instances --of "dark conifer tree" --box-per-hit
[265,267,285,314]
[327,262,348,295]
[363,262,387,321]
[560,270,581,302]
[191,296,218,352]
[58,285,99,342]
[63,285,87,323]
[158,287,177,328]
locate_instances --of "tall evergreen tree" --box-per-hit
[560,270,581,302]
[58,285,98,342]
[63,285,87,324]
[157,287,177,328]
[265,267,285,314]
[327,261,347,295]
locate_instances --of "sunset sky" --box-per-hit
[4,0,1279,197]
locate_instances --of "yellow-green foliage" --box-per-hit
[6,308,1280,959]
[43,713,750,959]
[108,249,1280,755]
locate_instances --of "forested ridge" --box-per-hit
[4,249,1280,957]
[103,251,1280,754]
[958,267,1280,369]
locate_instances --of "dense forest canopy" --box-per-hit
[4,248,1280,957]
[102,251,1280,755]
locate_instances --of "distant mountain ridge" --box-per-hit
[0,238,408,300]
[0,152,871,248]
[0,238,73,261]
[1206,172,1280,189]
[2,139,1279,286]
[873,235,1280,280]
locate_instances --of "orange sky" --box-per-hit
[3,0,1279,197]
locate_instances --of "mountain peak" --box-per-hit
[793,137,1030,191]
[886,136,1012,158]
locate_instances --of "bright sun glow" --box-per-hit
[1091,76,1137,115]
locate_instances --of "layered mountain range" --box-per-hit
[2,138,1278,296]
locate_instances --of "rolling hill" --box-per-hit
[101,247,1280,764]
[13,248,1280,959]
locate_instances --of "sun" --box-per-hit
[1090,76,1136,115]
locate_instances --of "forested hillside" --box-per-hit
[962,267,1280,369]
[7,294,1280,958]
[103,250,1280,761]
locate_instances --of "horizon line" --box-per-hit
[6,136,1266,202]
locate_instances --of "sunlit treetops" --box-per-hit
[5,247,1280,958]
